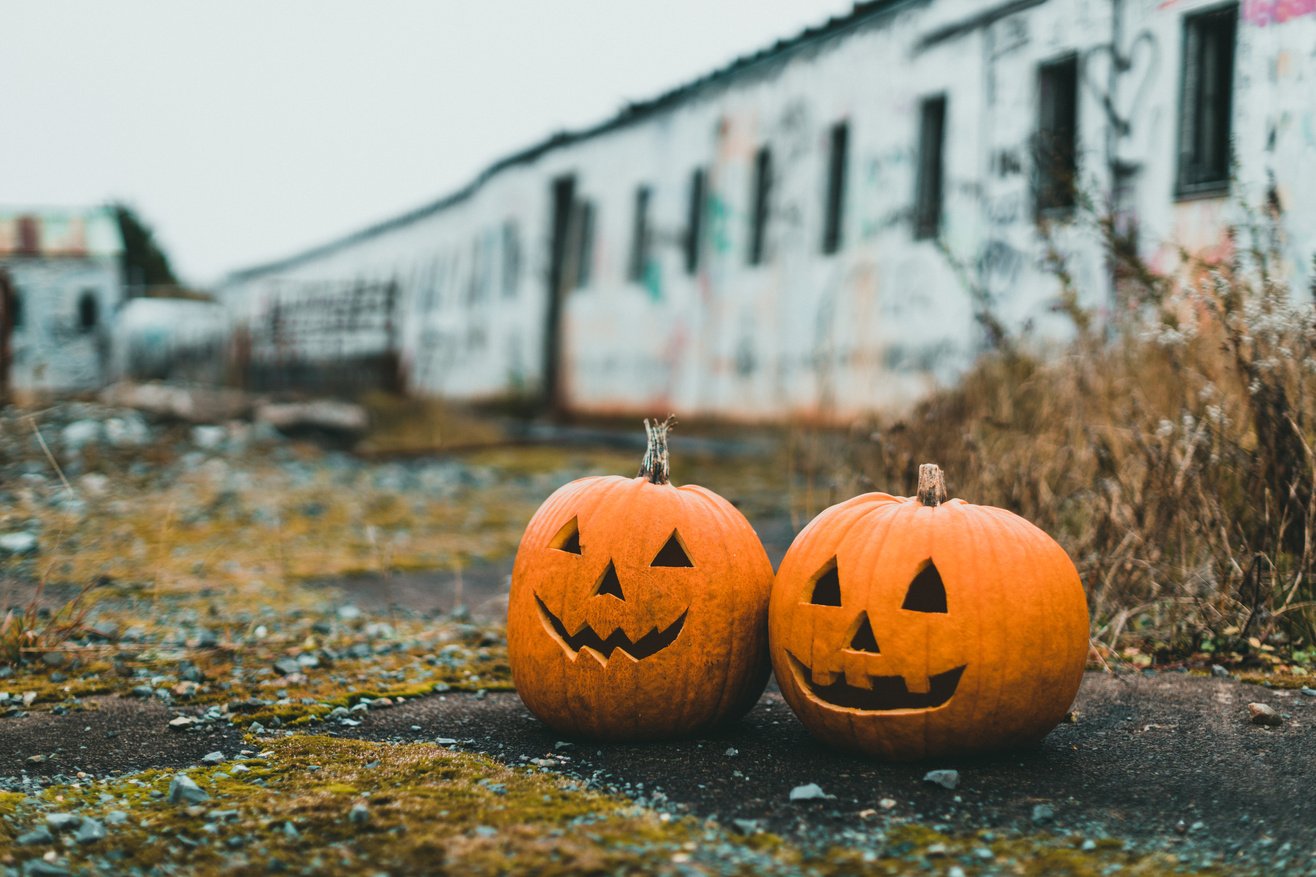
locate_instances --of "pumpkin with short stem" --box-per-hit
[769,463,1089,760]
[508,418,774,740]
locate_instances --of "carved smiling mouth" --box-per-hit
[787,653,966,712]
[536,594,687,662]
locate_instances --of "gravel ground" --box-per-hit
[3,671,1311,871]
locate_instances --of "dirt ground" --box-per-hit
[4,671,1312,871]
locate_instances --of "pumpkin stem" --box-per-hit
[638,416,676,484]
[916,463,947,507]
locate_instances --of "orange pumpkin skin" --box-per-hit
[508,425,773,741]
[769,467,1089,761]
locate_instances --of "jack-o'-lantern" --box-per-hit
[508,418,773,740]
[769,464,1089,760]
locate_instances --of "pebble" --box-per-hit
[74,817,107,844]
[1248,702,1283,726]
[45,812,81,832]
[16,826,54,845]
[1300,687,1316,697]
[1211,664,1231,678]
[923,769,960,790]
[168,773,209,804]
[168,716,196,731]
[788,783,830,801]
[201,751,226,765]
[0,531,39,556]
[732,818,759,834]
[724,747,739,757]
[104,811,129,825]
[273,657,302,676]
[23,861,71,876]
[349,802,370,825]
[878,797,897,810]
[1032,803,1056,825]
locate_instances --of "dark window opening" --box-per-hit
[748,146,773,265]
[9,290,22,329]
[628,186,651,283]
[78,291,99,332]
[502,221,521,298]
[573,200,595,289]
[1036,55,1079,213]
[16,216,40,255]
[823,122,849,254]
[1177,4,1237,197]
[685,168,706,275]
[914,96,947,240]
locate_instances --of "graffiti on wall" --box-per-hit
[1243,0,1316,26]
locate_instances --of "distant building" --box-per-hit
[0,206,124,398]
[219,0,1316,420]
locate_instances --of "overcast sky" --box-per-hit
[4,1,854,285]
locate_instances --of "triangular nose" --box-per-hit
[849,613,880,653]
[593,561,624,600]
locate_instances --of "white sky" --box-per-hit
[4,1,854,285]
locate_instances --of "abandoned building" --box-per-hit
[218,0,1316,420]
[0,207,124,398]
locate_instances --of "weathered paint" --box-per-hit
[218,0,1316,420]
[0,207,124,395]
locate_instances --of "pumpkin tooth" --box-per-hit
[534,594,686,662]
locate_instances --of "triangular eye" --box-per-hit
[650,531,693,567]
[808,558,841,606]
[593,561,624,600]
[901,560,947,613]
[550,517,581,554]
[848,613,880,653]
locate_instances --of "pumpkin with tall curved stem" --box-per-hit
[508,418,774,740]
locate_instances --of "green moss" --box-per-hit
[14,736,734,876]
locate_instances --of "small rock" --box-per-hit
[349,803,370,825]
[0,531,40,556]
[282,821,299,838]
[26,753,47,764]
[1299,687,1316,698]
[1032,803,1056,825]
[1080,838,1097,851]
[74,817,107,844]
[16,826,54,845]
[23,860,71,876]
[724,747,739,757]
[472,825,498,838]
[1248,702,1283,726]
[878,797,897,810]
[435,737,458,745]
[45,812,81,832]
[923,769,960,790]
[248,721,268,735]
[104,811,129,825]
[1211,664,1231,678]
[201,751,225,765]
[168,716,196,731]
[273,657,302,676]
[337,604,362,621]
[789,783,830,801]
[732,818,759,834]
[168,773,209,804]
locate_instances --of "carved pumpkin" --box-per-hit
[508,418,773,740]
[769,464,1089,760]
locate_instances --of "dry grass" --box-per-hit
[791,204,1316,656]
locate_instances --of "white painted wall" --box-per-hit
[218,0,1316,421]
